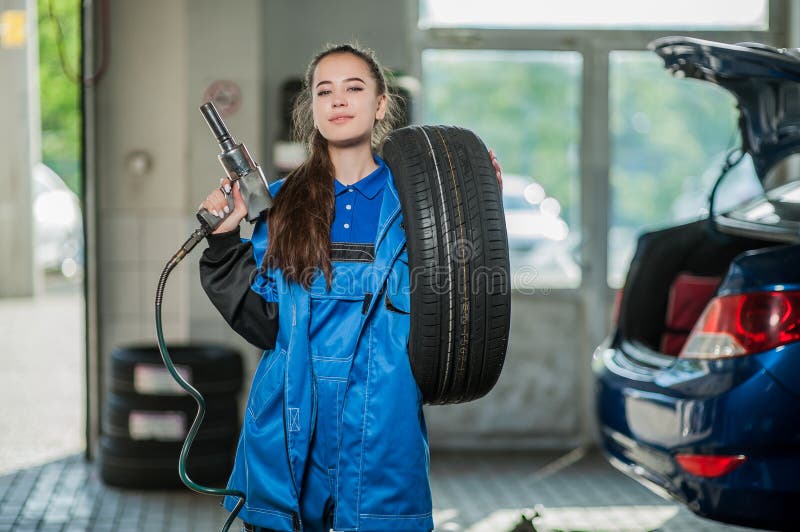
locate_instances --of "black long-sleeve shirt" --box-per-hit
[199,228,279,350]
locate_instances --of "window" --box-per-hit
[422,49,582,289]
[608,51,762,287]
[419,0,768,30]
[418,0,781,297]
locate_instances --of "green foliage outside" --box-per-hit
[422,50,582,228]
[37,0,81,196]
[423,48,742,285]
[609,52,739,230]
[422,49,740,232]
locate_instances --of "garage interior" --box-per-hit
[1,1,796,531]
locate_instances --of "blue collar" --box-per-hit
[334,155,387,199]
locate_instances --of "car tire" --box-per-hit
[99,434,235,489]
[100,344,243,489]
[103,392,239,442]
[382,125,511,404]
[109,344,243,397]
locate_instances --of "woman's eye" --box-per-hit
[347,86,364,92]
[317,89,331,96]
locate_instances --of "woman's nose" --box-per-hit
[333,93,347,107]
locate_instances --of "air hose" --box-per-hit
[154,227,245,532]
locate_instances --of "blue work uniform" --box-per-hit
[199,155,433,532]
[272,157,389,531]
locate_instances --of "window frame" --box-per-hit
[417,0,772,32]
[409,0,787,298]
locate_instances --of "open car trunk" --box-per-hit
[616,219,774,357]
[615,37,800,360]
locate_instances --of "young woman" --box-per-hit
[200,43,502,532]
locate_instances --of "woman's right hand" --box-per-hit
[200,178,248,234]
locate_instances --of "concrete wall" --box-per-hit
[185,1,269,361]
[93,0,191,362]
[426,293,587,449]
[89,0,592,451]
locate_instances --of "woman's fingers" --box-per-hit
[489,149,503,191]
[196,178,250,234]
[199,191,225,218]
[200,178,234,218]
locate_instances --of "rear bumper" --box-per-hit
[593,346,800,530]
[600,428,797,530]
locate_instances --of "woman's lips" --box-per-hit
[330,116,353,123]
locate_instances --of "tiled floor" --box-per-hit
[0,447,768,531]
[0,281,771,531]
[428,448,764,532]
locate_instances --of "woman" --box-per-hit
[200,43,502,532]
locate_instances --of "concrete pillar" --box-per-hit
[92,0,190,363]
[0,0,38,297]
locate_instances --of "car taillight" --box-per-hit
[675,453,746,478]
[680,291,800,359]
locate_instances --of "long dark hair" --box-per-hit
[265,43,402,289]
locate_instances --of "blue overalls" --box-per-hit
[224,154,433,532]
[246,157,407,531]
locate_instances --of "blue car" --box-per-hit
[593,37,800,530]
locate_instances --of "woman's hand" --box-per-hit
[489,148,503,191]
[200,178,248,234]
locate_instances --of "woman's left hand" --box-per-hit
[489,148,503,191]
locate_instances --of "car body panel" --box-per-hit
[597,35,800,529]
[717,180,800,241]
[595,345,800,529]
[595,247,800,529]
[720,243,800,294]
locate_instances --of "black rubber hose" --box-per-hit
[155,227,245,532]
[707,146,746,235]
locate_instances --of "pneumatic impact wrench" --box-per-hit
[169,101,275,262]
[197,101,274,230]
[155,101,274,532]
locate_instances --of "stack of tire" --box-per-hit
[99,344,243,489]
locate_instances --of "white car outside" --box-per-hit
[33,163,83,278]
[502,174,569,252]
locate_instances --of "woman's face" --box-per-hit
[311,53,387,148]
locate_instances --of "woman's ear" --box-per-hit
[375,94,387,121]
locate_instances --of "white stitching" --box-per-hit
[359,512,433,519]
[355,321,373,521]
[335,381,342,454]
[375,184,400,247]
[311,356,353,362]
[288,407,300,432]
[242,504,293,518]
[316,375,347,382]
[330,244,375,262]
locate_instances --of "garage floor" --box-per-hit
[0,283,767,532]
[0,448,767,532]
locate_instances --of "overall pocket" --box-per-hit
[247,348,286,421]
